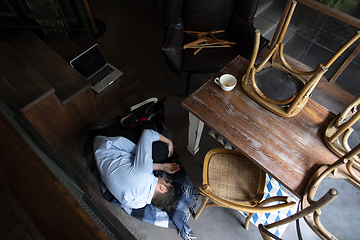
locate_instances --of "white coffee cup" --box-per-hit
[214,74,237,91]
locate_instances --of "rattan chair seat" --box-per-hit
[207,152,265,205]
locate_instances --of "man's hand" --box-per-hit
[158,133,174,158]
[167,140,174,157]
[162,163,180,174]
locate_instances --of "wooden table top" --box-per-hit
[182,55,339,198]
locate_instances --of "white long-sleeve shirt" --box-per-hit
[93,129,159,209]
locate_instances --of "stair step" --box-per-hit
[7,30,90,104]
[0,37,54,111]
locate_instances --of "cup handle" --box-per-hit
[214,77,220,85]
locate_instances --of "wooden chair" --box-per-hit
[260,144,360,240]
[258,189,338,240]
[194,148,296,230]
[324,95,360,167]
[242,0,360,117]
[301,144,360,239]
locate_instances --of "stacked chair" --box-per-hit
[242,0,360,117]
[259,143,360,239]
[324,95,360,167]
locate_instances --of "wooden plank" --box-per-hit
[182,55,338,197]
[0,112,109,240]
[0,38,54,111]
[7,30,90,104]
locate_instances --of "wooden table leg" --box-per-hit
[187,112,204,155]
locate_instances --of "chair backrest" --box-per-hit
[163,0,260,30]
[162,0,183,27]
[302,144,360,240]
[181,0,234,31]
[324,95,360,164]
[233,0,259,22]
[258,188,338,240]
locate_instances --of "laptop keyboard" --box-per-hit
[88,65,115,86]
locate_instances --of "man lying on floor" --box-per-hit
[93,98,181,211]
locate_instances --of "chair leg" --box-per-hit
[186,72,191,96]
[194,195,209,219]
[244,212,254,230]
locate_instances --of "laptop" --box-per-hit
[70,44,123,93]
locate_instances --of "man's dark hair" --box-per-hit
[152,185,177,211]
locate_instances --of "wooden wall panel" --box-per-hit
[95,82,123,115]
[21,93,79,149]
[63,87,103,129]
[22,88,103,150]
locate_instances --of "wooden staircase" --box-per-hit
[0,30,142,150]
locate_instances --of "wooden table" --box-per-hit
[182,55,339,198]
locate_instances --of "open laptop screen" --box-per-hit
[70,44,107,78]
